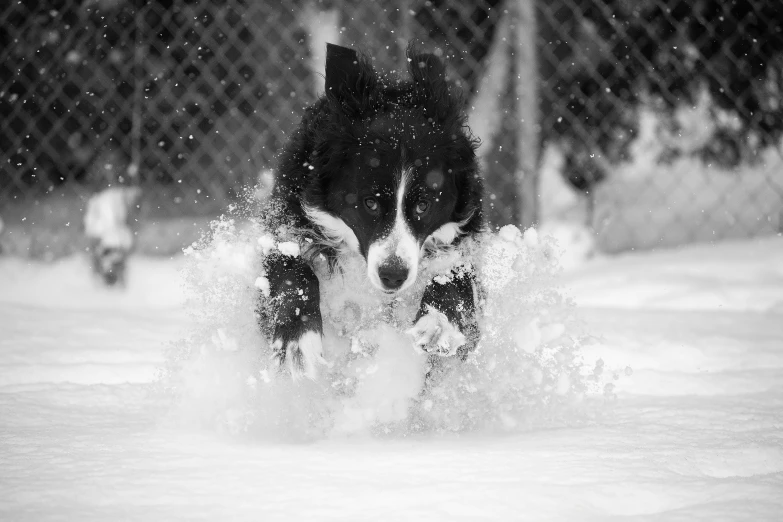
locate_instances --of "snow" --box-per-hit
[166,218,588,439]
[276,240,300,257]
[1,232,783,520]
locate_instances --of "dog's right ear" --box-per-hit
[325,43,374,116]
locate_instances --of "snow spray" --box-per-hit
[159,191,611,439]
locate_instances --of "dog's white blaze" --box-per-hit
[367,168,419,292]
[303,204,360,254]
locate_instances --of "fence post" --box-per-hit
[510,0,539,229]
[128,0,144,185]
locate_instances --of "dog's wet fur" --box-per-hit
[258,43,484,379]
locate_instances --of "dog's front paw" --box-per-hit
[271,328,328,381]
[406,305,467,357]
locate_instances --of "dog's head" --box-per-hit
[299,43,482,293]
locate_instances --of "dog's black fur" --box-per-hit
[258,43,484,378]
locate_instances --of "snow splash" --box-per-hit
[159,203,609,439]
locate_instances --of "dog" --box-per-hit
[83,185,142,286]
[258,43,484,379]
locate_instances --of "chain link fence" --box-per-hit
[536,0,783,252]
[1,0,782,256]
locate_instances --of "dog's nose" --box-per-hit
[378,262,409,291]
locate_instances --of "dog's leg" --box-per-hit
[407,265,480,359]
[258,252,326,380]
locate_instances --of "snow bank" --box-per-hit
[160,209,606,438]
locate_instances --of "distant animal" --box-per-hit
[83,186,142,286]
[257,43,485,379]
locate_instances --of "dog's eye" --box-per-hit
[364,197,379,213]
[414,199,430,215]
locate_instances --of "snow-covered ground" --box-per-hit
[1,234,782,520]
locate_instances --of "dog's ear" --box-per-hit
[325,43,375,116]
[408,51,447,93]
[325,43,359,96]
[408,47,451,121]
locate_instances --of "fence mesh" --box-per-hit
[1,0,782,255]
[536,0,783,251]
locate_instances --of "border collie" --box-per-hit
[258,43,484,379]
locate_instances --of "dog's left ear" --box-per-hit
[408,47,450,122]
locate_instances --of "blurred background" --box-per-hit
[1,0,782,261]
